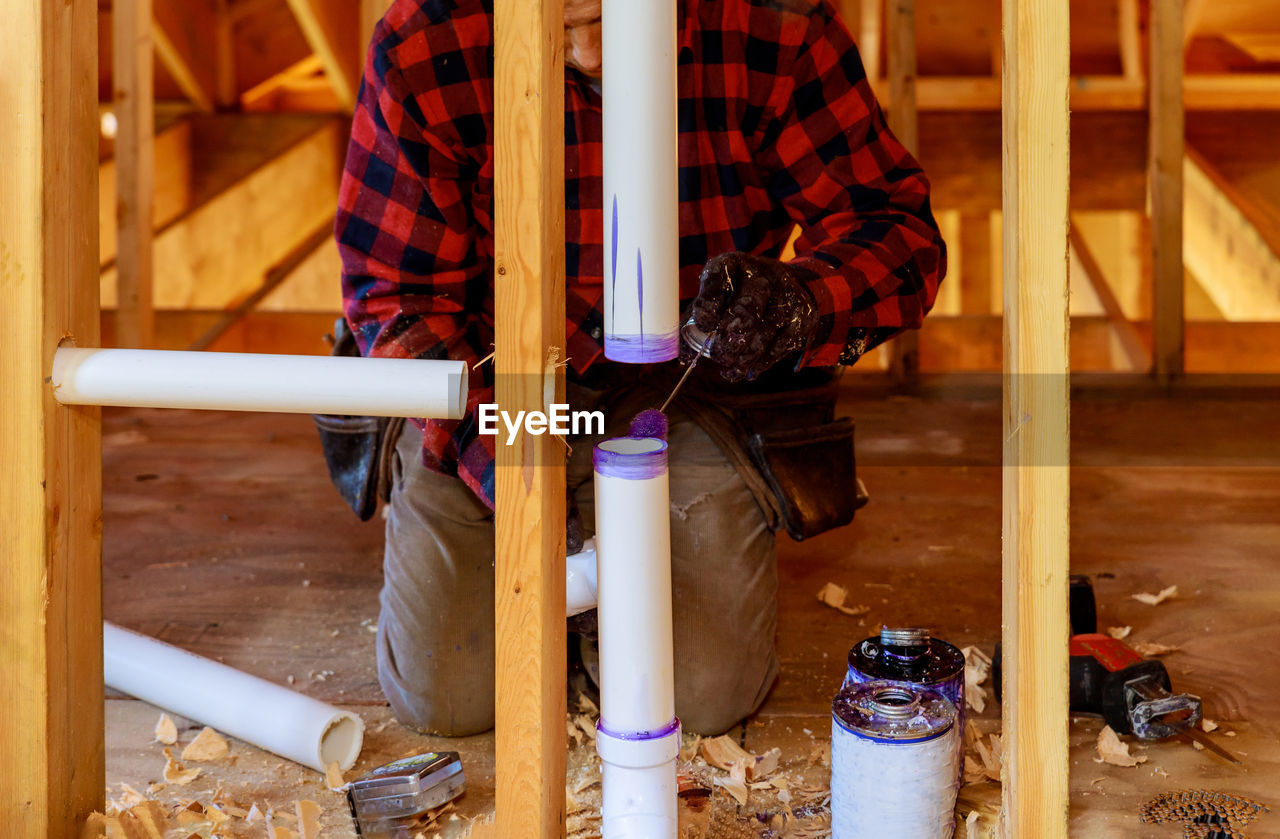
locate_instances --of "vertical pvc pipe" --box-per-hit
[593,437,679,837]
[602,0,679,363]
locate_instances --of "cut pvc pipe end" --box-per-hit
[596,718,681,838]
[104,622,364,772]
[51,347,468,420]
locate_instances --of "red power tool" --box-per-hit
[999,576,1241,764]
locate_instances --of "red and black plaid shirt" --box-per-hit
[337,0,946,508]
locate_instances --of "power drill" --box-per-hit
[996,575,1239,763]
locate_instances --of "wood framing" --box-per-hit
[959,211,993,314]
[0,0,104,834]
[1150,0,1185,381]
[1069,223,1151,371]
[113,0,156,348]
[858,0,882,80]
[152,0,217,112]
[492,0,567,835]
[887,0,919,380]
[1000,0,1070,835]
[283,0,362,110]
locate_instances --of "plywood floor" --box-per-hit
[101,388,1280,837]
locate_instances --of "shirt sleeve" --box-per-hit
[764,3,947,367]
[336,35,498,507]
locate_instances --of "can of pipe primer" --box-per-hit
[846,627,966,786]
[831,681,960,838]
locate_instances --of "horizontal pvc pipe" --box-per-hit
[566,538,599,618]
[51,347,467,419]
[104,622,363,772]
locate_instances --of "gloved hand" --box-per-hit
[690,252,820,382]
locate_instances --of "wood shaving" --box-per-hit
[961,646,992,713]
[162,748,201,786]
[1132,585,1177,606]
[154,713,178,745]
[1095,725,1147,767]
[325,760,346,791]
[1107,626,1132,640]
[181,726,230,761]
[699,736,780,781]
[679,734,702,762]
[816,582,870,616]
[1201,718,1218,733]
[269,827,298,839]
[713,775,749,806]
[116,783,149,808]
[1131,641,1180,657]
[126,801,169,839]
[965,810,980,839]
[247,804,267,823]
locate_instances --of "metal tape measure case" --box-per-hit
[347,751,465,837]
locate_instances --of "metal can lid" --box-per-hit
[880,627,930,648]
[832,681,956,743]
[348,751,463,803]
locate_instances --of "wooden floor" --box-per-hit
[101,387,1280,837]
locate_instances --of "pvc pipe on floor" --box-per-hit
[51,347,468,419]
[602,0,679,363]
[593,437,679,838]
[104,622,364,773]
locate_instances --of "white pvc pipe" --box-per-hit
[593,437,679,838]
[602,0,679,363]
[51,347,468,419]
[566,538,599,618]
[104,622,364,773]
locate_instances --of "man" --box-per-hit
[336,0,945,737]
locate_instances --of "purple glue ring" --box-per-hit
[596,717,681,742]
[593,436,668,481]
[604,330,680,363]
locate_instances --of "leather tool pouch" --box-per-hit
[312,319,404,521]
[724,378,868,542]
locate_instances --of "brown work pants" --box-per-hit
[376,386,778,737]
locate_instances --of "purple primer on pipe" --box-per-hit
[604,330,680,363]
[597,717,680,742]
[593,436,667,481]
[610,195,618,330]
[636,248,644,348]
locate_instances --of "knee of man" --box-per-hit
[377,631,495,737]
[675,655,778,737]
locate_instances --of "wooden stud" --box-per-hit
[361,0,393,64]
[283,0,362,111]
[887,0,919,380]
[1183,0,1208,50]
[1069,223,1151,371]
[859,0,882,80]
[214,0,239,110]
[1118,0,1141,81]
[1000,0,1071,835]
[152,0,217,112]
[493,0,567,835]
[0,0,104,833]
[959,211,993,315]
[1150,0,1185,382]
[113,0,156,348]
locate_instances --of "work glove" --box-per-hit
[690,252,821,382]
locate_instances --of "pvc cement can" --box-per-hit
[831,681,960,838]
[845,627,966,787]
